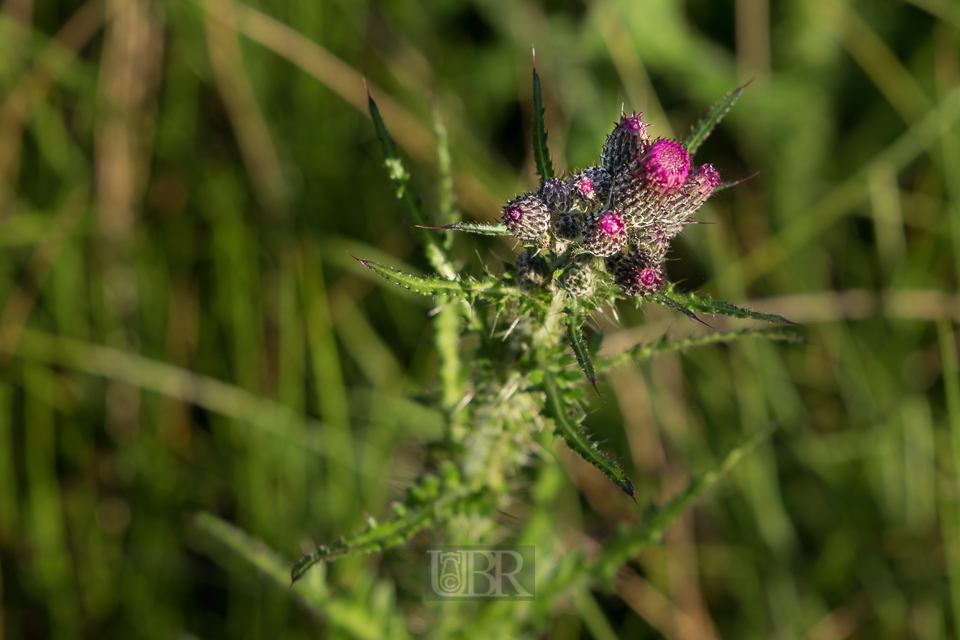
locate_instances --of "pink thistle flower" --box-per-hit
[640,139,690,194]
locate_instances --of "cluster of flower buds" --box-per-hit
[501,111,722,299]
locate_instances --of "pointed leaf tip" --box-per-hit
[685,83,749,156]
[714,172,759,193]
[543,373,633,498]
[531,55,555,181]
[657,286,796,325]
[347,252,369,267]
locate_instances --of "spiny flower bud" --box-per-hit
[630,226,671,261]
[581,209,626,257]
[539,177,574,213]
[501,193,549,242]
[559,262,595,297]
[672,163,721,223]
[567,166,612,209]
[640,139,690,194]
[615,250,665,298]
[553,214,581,242]
[515,251,548,291]
[601,112,648,175]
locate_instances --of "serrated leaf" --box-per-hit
[565,300,598,393]
[591,421,781,581]
[684,82,749,157]
[596,329,806,373]
[532,50,554,182]
[416,221,511,236]
[656,285,796,324]
[353,256,520,301]
[368,89,455,279]
[292,486,483,583]
[543,373,633,499]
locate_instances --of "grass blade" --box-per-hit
[656,286,797,324]
[353,256,520,300]
[532,49,555,182]
[684,82,749,157]
[193,512,292,587]
[543,373,634,499]
[431,99,457,227]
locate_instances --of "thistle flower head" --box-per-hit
[615,250,665,297]
[553,214,581,241]
[567,166,612,208]
[539,177,574,213]
[515,251,548,291]
[601,112,649,175]
[501,193,549,242]
[640,139,690,194]
[581,209,626,257]
[691,163,721,193]
[559,262,595,297]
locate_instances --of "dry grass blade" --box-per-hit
[0,188,87,362]
[224,2,504,218]
[726,83,960,287]
[204,0,288,217]
[0,0,105,202]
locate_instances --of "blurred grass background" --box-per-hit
[1,0,959,638]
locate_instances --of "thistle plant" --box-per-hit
[197,55,802,637]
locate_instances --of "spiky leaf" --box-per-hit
[656,285,796,324]
[417,221,512,236]
[532,50,555,181]
[591,421,780,581]
[684,82,749,156]
[354,256,520,301]
[543,373,633,498]
[292,487,484,583]
[597,329,806,373]
[368,90,455,279]
[565,299,598,392]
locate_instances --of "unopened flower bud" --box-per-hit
[601,112,649,175]
[567,166,612,209]
[581,209,626,257]
[615,250,665,298]
[515,251,548,291]
[553,214,581,242]
[539,177,574,213]
[559,263,595,297]
[501,193,549,242]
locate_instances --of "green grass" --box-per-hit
[0,0,959,638]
